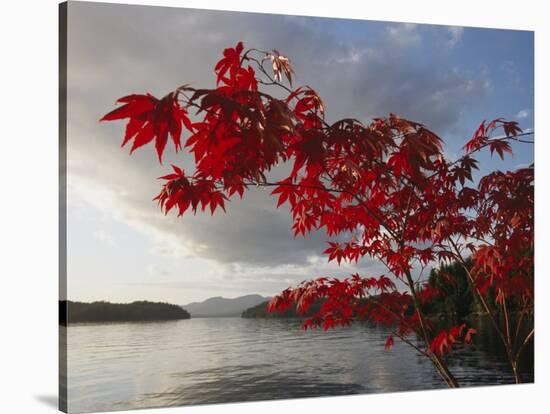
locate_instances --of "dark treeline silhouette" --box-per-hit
[423,258,527,320]
[60,300,190,324]
[424,258,479,319]
[242,299,325,318]
[242,297,398,319]
[425,259,533,331]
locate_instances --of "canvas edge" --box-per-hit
[59,1,69,412]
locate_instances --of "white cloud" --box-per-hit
[146,264,172,277]
[93,229,116,246]
[447,26,464,48]
[501,60,522,85]
[334,47,374,64]
[385,23,422,48]
[516,109,529,119]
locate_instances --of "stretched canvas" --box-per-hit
[59,1,534,413]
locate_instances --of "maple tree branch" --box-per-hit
[355,232,459,386]
[512,301,533,357]
[181,175,349,195]
[447,238,512,359]
[425,131,535,182]
[405,268,459,388]
[361,295,414,335]
[515,329,534,363]
[415,263,428,285]
[389,329,461,387]
[323,170,401,240]
[255,58,294,95]
[501,294,512,348]
[399,188,415,242]
[391,330,430,358]
[253,180,347,194]
[178,92,222,119]
[240,48,270,66]
[375,175,462,386]
[361,294,454,386]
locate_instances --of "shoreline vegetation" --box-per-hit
[240,299,498,319]
[60,300,190,325]
[241,259,532,322]
[241,299,322,318]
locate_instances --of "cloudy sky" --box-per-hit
[65,1,534,304]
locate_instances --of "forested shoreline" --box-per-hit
[60,300,190,324]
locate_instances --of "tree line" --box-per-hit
[60,300,190,324]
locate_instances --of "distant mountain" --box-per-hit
[182,294,270,317]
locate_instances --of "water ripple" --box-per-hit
[65,317,531,413]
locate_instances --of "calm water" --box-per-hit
[63,317,533,413]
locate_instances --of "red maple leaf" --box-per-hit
[101,92,193,163]
[384,335,394,350]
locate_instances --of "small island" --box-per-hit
[60,300,190,325]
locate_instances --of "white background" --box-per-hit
[0,0,548,413]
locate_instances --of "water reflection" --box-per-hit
[64,317,533,413]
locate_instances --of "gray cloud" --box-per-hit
[66,2,490,275]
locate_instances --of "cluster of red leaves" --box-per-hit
[267,274,478,358]
[463,118,521,158]
[430,324,477,356]
[470,167,534,302]
[154,165,227,216]
[101,92,193,163]
[102,41,532,360]
[267,274,407,332]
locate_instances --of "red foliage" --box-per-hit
[101,92,193,163]
[430,324,477,356]
[102,41,534,385]
[384,335,394,351]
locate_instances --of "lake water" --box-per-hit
[62,317,533,413]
